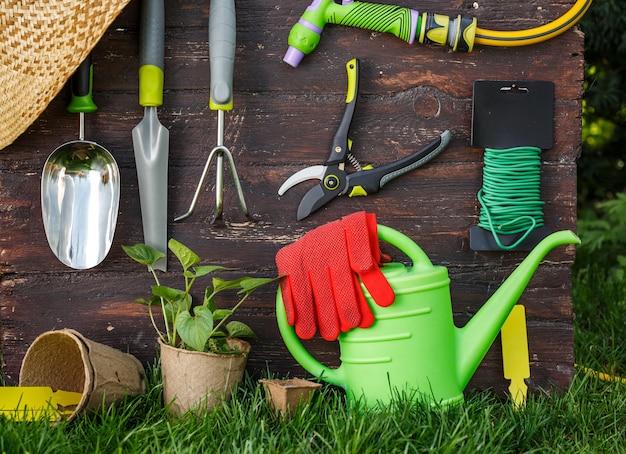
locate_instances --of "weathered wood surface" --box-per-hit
[1,0,583,396]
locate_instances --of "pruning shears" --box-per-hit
[278,58,451,220]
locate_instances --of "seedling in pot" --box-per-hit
[123,238,277,353]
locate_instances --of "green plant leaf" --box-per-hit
[194,265,231,277]
[212,277,246,293]
[122,244,165,266]
[162,302,174,324]
[204,286,217,312]
[162,294,191,323]
[213,309,233,321]
[206,338,233,353]
[225,321,258,339]
[168,238,200,271]
[136,295,161,306]
[176,306,214,352]
[237,276,280,294]
[152,285,185,301]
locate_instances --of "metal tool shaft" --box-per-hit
[174,110,248,223]
[175,0,249,224]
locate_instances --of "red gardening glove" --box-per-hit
[276,218,365,340]
[275,212,394,341]
[275,238,313,331]
[340,211,395,307]
[307,219,375,338]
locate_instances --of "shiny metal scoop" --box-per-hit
[41,139,120,269]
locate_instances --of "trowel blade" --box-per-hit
[132,106,169,271]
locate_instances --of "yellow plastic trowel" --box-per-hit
[0,387,82,421]
[501,305,530,408]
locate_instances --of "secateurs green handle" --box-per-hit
[278,58,450,220]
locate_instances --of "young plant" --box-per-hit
[123,238,277,353]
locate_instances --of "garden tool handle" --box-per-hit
[209,0,235,111]
[276,224,434,387]
[344,131,450,196]
[284,0,476,67]
[138,0,165,107]
[284,0,416,67]
[377,225,433,270]
[67,55,97,114]
[325,58,358,166]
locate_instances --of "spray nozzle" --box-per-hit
[283,0,476,67]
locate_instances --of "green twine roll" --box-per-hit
[476,146,545,250]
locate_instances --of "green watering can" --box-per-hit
[276,225,580,406]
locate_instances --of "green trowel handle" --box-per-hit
[276,224,435,387]
[209,0,235,111]
[138,0,165,107]
[67,54,97,114]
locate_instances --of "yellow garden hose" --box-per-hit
[576,364,626,385]
[284,0,595,66]
[475,0,593,47]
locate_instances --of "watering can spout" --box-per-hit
[456,229,580,389]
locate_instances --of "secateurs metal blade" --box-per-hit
[278,58,451,220]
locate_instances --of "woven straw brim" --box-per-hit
[0,0,132,150]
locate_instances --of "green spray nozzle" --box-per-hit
[283,0,476,67]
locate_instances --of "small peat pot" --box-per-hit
[259,378,322,417]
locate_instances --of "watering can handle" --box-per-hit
[276,224,433,387]
[377,224,434,269]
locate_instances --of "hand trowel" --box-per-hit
[132,0,169,270]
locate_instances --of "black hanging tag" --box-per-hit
[471,80,554,149]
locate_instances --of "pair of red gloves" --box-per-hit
[275,211,395,341]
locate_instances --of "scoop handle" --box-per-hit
[67,54,98,114]
[138,0,165,107]
[209,0,235,110]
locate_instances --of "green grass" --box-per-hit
[1,265,625,453]
[573,266,626,376]
[1,368,625,453]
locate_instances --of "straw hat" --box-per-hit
[0,0,132,150]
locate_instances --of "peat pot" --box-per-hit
[259,378,322,417]
[159,338,250,416]
[19,329,145,420]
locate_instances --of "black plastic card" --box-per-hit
[471,80,554,149]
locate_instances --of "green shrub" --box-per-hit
[575,192,626,283]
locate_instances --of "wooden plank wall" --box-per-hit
[1,0,583,395]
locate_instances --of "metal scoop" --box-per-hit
[175,0,248,224]
[41,55,120,269]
